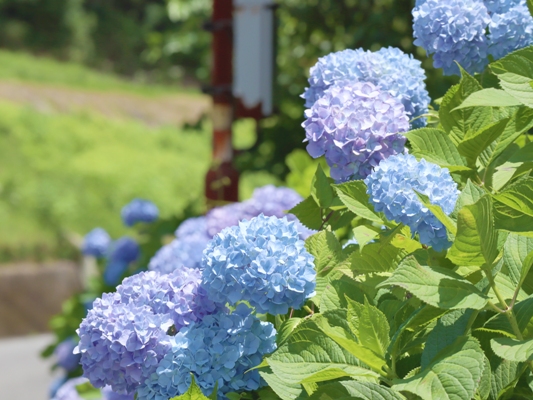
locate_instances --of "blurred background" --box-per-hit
[0,0,455,397]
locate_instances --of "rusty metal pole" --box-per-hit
[204,0,239,205]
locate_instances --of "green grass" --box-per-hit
[0,100,211,260]
[0,50,199,96]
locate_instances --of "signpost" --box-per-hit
[204,0,275,204]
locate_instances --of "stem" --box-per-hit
[487,301,505,314]
[485,267,509,310]
[319,210,334,230]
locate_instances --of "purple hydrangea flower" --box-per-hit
[76,269,222,394]
[101,386,135,400]
[121,199,159,227]
[82,228,111,258]
[137,304,277,399]
[54,337,81,372]
[303,81,409,182]
[484,0,521,13]
[364,154,459,251]
[52,377,87,400]
[303,47,430,127]
[205,202,248,237]
[175,216,209,239]
[104,237,140,286]
[413,0,491,75]
[202,214,316,315]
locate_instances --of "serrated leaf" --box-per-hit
[308,381,406,400]
[311,164,335,208]
[333,181,383,223]
[405,128,469,171]
[421,309,473,369]
[378,256,489,310]
[440,68,493,144]
[489,357,522,400]
[448,196,499,267]
[170,376,210,400]
[491,337,533,362]
[351,225,379,251]
[415,191,457,236]
[290,196,323,230]
[346,297,390,359]
[319,275,368,311]
[277,318,304,347]
[494,178,533,218]
[453,88,523,110]
[259,366,305,400]
[458,118,510,167]
[490,46,533,107]
[347,242,407,273]
[267,316,384,383]
[452,180,486,218]
[298,368,376,385]
[393,337,485,400]
[477,356,491,400]
[305,230,344,277]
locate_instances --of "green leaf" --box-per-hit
[170,375,210,400]
[477,356,492,400]
[494,178,533,218]
[319,275,372,311]
[378,256,489,310]
[440,67,493,144]
[393,337,485,400]
[277,318,304,347]
[503,233,533,290]
[453,88,523,110]
[333,181,383,223]
[346,297,390,359]
[351,225,379,251]
[305,230,344,277]
[267,316,383,384]
[307,381,406,400]
[415,191,457,236]
[259,366,305,400]
[529,0,533,18]
[490,46,533,107]
[448,196,499,267]
[290,196,323,230]
[489,358,522,400]
[491,337,533,362]
[482,295,533,338]
[311,164,335,208]
[405,128,469,171]
[452,180,486,218]
[347,242,407,273]
[458,118,510,167]
[421,309,473,369]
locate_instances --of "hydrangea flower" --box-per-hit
[175,216,209,239]
[487,2,533,60]
[303,47,430,127]
[202,214,316,315]
[137,304,277,399]
[82,228,111,258]
[54,337,81,372]
[104,237,140,286]
[101,386,135,400]
[76,269,222,394]
[413,0,491,75]
[364,154,459,251]
[121,199,159,227]
[303,81,409,182]
[52,377,87,400]
[205,202,248,237]
[484,0,521,14]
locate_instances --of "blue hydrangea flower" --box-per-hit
[202,214,316,315]
[488,2,533,59]
[205,202,247,237]
[121,199,159,227]
[175,216,209,239]
[364,154,459,251]
[102,386,135,400]
[303,81,409,182]
[413,0,491,75]
[52,377,87,400]
[303,47,430,127]
[484,0,521,14]
[76,269,221,394]
[55,337,81,372]
[104,237,140,286]
[137,304,277,399]
[50,376,68,399]
[82,228,111,258]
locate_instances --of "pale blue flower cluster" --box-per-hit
[54,337,81,372]
[76,268,221,394]
[137,304,276,399]
[52,377,87,400]
[149,217,211,273]
[303,47,430,127]
[104,237,140,286]
[413,0,533,75]
[121,199,159,227]
[82,228,111,258]
[303,81,409,182]
[101,386,135,400]
[205,202,247,237]
[365,154,459,251]
[202,214,316,315]
[413,0,491,75]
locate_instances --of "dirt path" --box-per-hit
[0,81,211,127]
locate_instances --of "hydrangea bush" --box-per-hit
[48,2,533,400]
